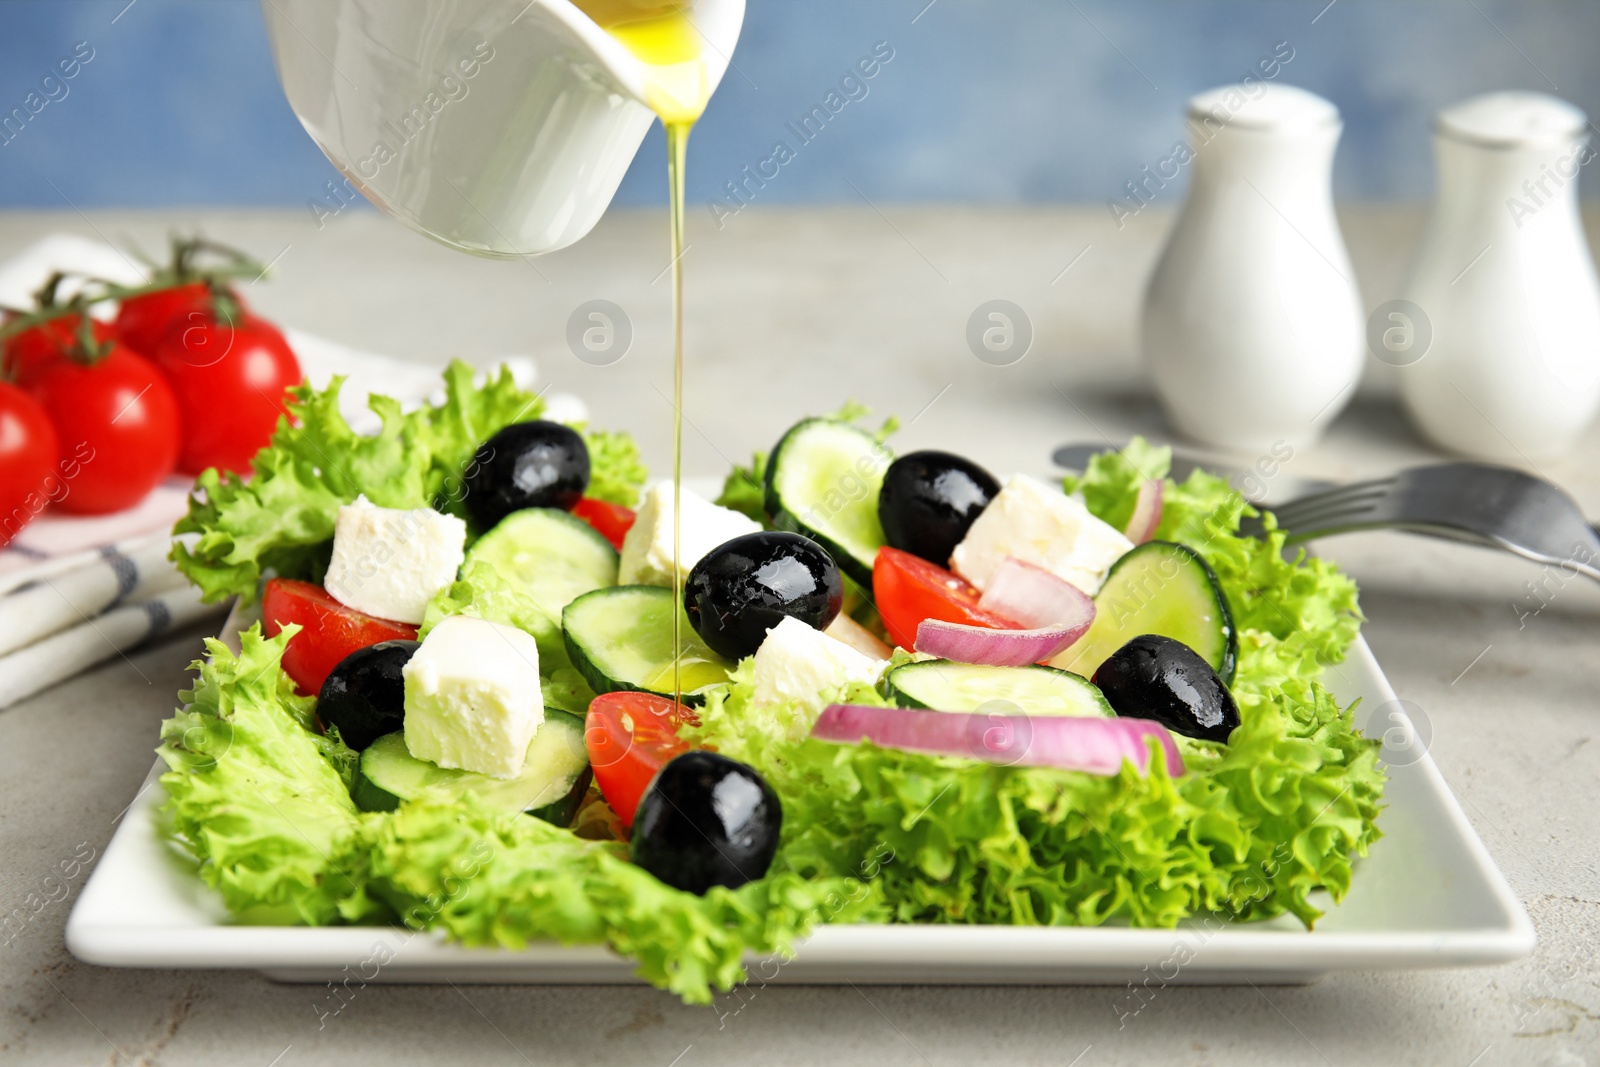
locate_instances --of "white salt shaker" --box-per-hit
[1142,83,1363,452]
[1397,92,1600,461]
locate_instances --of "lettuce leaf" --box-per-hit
[157,627,372,925]
[582,429,648,508]
[173,361,647,603]
[157,624,877,1002]
[348,795,878,1000]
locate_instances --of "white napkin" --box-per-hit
[0,533,187,657]
[0,234,585,707]
[0,586,220,709]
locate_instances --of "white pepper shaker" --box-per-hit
[1397,92,1600,461]
[1142,83,1363,452]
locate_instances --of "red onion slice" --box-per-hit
[1122,479,1164,544]
[977,557,1096,629]
[914,557,1096,665]
[811,703,1185,778]
[915,618,1082,666]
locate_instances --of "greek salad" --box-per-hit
[160,363,1382,1002]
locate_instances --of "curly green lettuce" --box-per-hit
[157,627,878,1002]
[173,361,647,603]
[157,625,368,926]
[583,429,648,508]
[688,658,1380,929]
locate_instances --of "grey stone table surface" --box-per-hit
[2,205,1598,1067]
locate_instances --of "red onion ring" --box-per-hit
[811,703,1185,777]
[1123,479,1164,544]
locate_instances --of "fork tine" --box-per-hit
[1266,478,1396,531]
[1267,477,1395,513]
[1269,489,1391,530]
[1270,501,1388,538]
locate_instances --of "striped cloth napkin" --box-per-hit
[0,235,584,709]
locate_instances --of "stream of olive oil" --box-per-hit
[573,0,711,704]
[665,120,690,704]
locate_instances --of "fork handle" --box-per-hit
[1271,521,1600,585]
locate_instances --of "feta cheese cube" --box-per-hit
[751,615,885,722]
[324,495,466,624]
[949,474,1132,596]
[618,482,762,587]
[403,615,544,779]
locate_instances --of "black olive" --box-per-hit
[878,450,1000,565]
[1092,634,1240,743]
[463,421,589,530]
[317,639,420,750]
[630,751,781,894]
[684,531,842,660]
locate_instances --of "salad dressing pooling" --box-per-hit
[572,0,711,702]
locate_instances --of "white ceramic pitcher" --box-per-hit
[1397,91,1600,461]
[260,0,744,257]
[1141,83,1363,452]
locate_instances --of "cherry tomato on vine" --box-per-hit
[26,344,180,515]
[0,383,59,546]
[2,313,113,387]
[150,308,300,476]
[115,282,248,359]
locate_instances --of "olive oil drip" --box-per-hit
[666,119,689,705]
[573,0,710,704]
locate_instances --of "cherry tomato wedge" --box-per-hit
[872,546,1020,651]
[585,691,699,828]
[571,497,636,551]
[261,578,418,695]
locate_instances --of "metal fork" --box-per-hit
[1253,463,1600,582]
[1052,443,1600,583]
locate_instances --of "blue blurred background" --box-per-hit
[0,0,1594,213]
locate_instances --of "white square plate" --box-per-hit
[66,632,1534,986]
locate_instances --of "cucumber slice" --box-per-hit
[885,660,1112,717]
[467,508,618,621]
[764,418,892,585]
[1050,540,1237,684]
[561,585,734,706]
[351,710,592,826]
